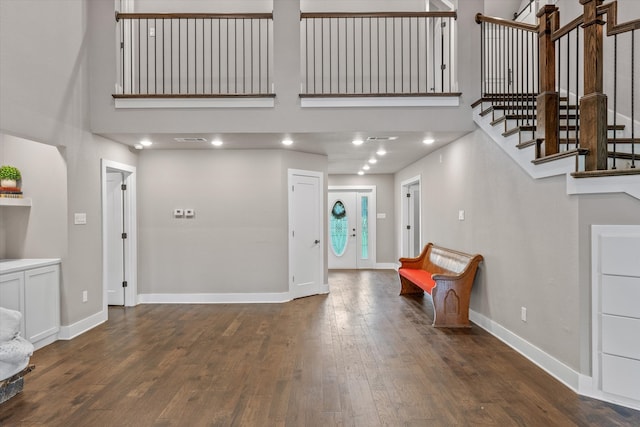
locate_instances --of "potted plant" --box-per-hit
[0,165,21,188]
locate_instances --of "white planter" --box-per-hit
[1,179,17,188]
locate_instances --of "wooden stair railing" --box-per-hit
[476,1,640,175]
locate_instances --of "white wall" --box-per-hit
[395,129,582,369]
[0,0,139,326]
[328,174,396,264]
[137,149,327,296]
[0,134,67,260]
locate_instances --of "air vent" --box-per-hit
[174,137,208,143]
[366,136,398,142]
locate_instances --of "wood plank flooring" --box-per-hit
[2,270,640,426]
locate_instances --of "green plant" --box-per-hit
[0,165,21,181]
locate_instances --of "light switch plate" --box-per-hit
[185,209,195,217]
[174,209,184,217]
[74,213,87,225]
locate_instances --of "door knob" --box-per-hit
[314,239,320,244]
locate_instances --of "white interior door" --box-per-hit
[289,171,323,299]
[106,172,125,306]
[402,180,421,258]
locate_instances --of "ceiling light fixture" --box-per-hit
[368,158,378,164]
[352,139,364,146]
[282,138,293,146]
[376,148,387,156]
[358,171,365,175]
[134,144,143,150]
[363,164,370,171]
[140,139,153,147]
[211,140,223,147]
[423,138,435,145]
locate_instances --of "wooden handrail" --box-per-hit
[599,1,640,35]
[474,13,537,32]
[551,14,584,41]
[115,12,273,22]
[301,11,457,20]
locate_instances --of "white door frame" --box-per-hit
[400,175,421,259]
[328,185,377,268]
[101,159,138,311]
[288,169,326,297]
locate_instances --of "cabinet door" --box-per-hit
[24,265,60,344]
[0,272,26,337]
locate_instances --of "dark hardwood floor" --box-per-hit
[2,270,639,426]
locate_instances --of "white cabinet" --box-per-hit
[592,226,640,409]
[0,260,60,350]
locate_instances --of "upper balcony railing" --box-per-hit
[113,12,274,98]
[299,11,459,98]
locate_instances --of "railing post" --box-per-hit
[536,5,559,157]
[580,0,608,170]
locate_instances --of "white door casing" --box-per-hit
[288,169,324,299]
[101,159,138,312]
[328,187,376,269]
[401,176,421,258]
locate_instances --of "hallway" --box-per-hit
[1,270,639,426]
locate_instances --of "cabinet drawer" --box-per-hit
[602,315,640,360]
[602,275,640,318]
[602,354,640,401]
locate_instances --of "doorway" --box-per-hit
[101,160,137,313]
[328,186,376,269]
[288,169,325,299]
[401,176,421,258]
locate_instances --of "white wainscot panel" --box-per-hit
[602,315,640,360]
[601,235,640,277]
[602,354,640,401]
[602,275,640,318]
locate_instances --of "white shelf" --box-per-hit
[0,198,32,207]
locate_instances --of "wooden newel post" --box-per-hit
[536,5,559,157]
[580,0,608,170]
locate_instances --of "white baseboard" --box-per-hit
[469,309,580,391]
[376,263,399,270]
[138,292,293,304]
[58,309,107,340]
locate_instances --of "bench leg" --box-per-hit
[398,276,425,296]
[431,287,471,328]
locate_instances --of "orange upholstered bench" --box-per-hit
[398,243,483,328]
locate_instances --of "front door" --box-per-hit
[328,190,374,269]
[289,170,323,299]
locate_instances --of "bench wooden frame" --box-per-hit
[398,243,483,328]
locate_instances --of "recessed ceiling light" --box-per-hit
[282,138,293,146]
[358,171,365,175]
[140,139,152,147]
[211,140,223,147]
[134,144,143,150]
[368,158,378,164]
[376,148,387,156]
[423,138,435,145]
[363,164,370,170]
[352,139,364,146]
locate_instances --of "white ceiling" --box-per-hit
[100,130,471,175]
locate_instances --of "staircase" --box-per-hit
[472,95,640,200]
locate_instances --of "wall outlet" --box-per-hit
[82,290,88,303]
[185,208,195,218]
[521,306,527,322]
[458,210,465,221]
[174,208,184,217]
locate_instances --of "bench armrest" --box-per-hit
[398,243,433,269]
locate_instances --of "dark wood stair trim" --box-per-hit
[516,139,536,149]
[571,168,640,178]
[532,148,588,165]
